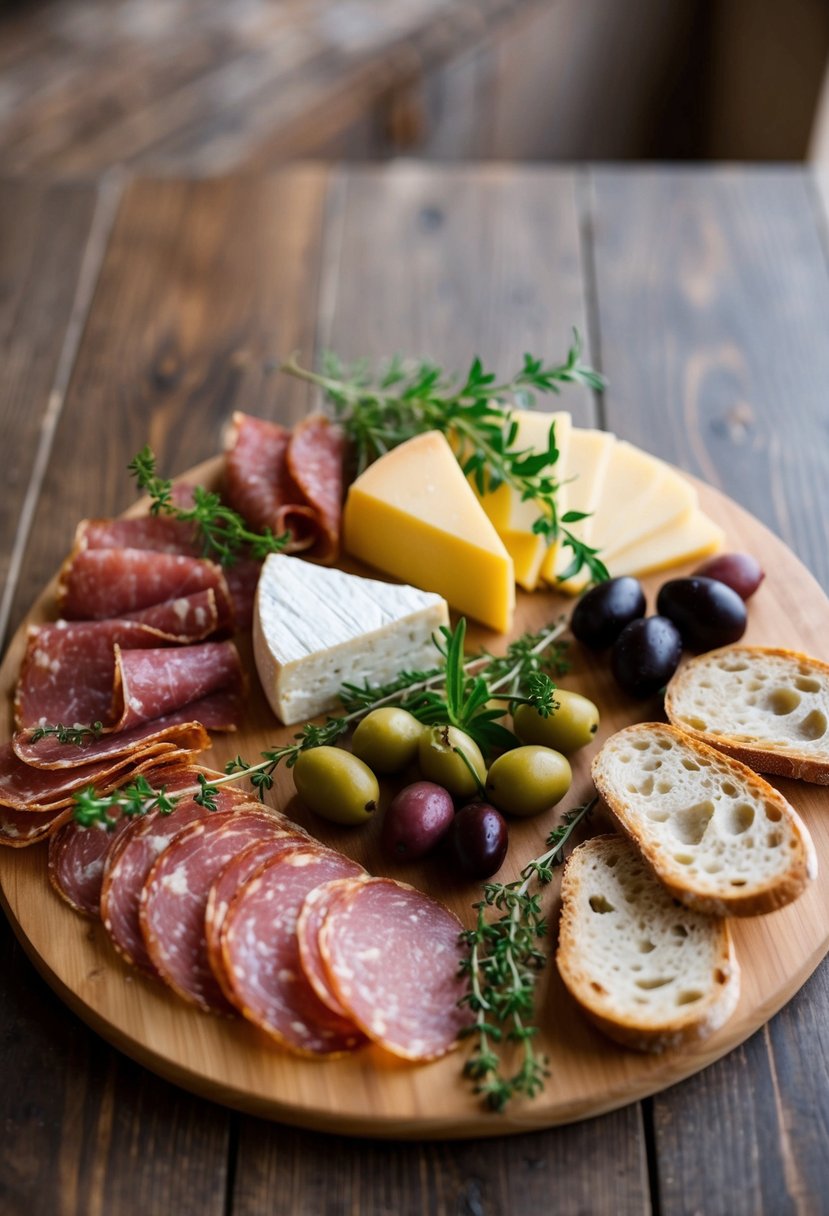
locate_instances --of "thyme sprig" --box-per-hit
[28,721,104,747]
[281,334,608,585]
[459,795,597,1112]
[71,618,569,828]
[128,446,290,566]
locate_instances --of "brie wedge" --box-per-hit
[253,554,449,726]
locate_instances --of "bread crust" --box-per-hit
[556,835,741,1053]
[665,646,829,785]
[591,723,817,917]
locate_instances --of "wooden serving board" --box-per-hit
[1,459,828,1139]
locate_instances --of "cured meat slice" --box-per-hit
[204,834,312,1003]
[123,590,222,638]
[223,558,262,629]
[112,640,243,732]
[319,877,471,1061]
[57,549,232,623]
[48,815,133,916]
[224,412,345,562]
[0,804,71,846]
[75,515,202,557]
[140,809,287,1010]
[283,414,345,564]
[296,878,364,1018]
[13,712,210,770]
[220,847,367,1056]
[14,604,220,730]
[101,776,257,971]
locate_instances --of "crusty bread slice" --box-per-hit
[557,834,740,1052]
[665,646,829,785]
[591,723,817,916]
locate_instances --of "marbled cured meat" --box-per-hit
[75,515,202,557]
[14,601,221,729]
[318,877,471,1061]
[219,847,367,1055]
[13,712,211,770]
[223,558,262,629]
[296,878,363,1018]
[48,815,134,916]
[139,808,287,1011]
[224,412,345,564]
[57,549,232,623]
[111,640,243,732]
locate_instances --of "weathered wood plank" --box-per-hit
[590,166,829,1214]
[0,178,104,649]
[231,164,649,1216]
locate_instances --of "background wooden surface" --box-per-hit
[1,164,829,1212]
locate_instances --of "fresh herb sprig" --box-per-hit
[71,618,569,829]
[459,795,597,1112]
[28,721,104,747]
[128,446,289,567]
[281,334,608,584]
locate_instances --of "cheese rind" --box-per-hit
[343,431,515,632]
[253,554,449,725]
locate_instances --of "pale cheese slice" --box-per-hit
[588,443,697,559]
[343,431,515,632]
[605,508,724,578]
[253,554,449,725]
[542,427,616,589]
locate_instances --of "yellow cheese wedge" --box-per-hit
[542,428,616,589]
[469,410,571,592]
[588,443,698,559]
[605,508,724,578]
[343,431,515,633]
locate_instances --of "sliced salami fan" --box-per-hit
[101,774,256,972]
[13,712,210,770]
[14,606,220,730]
[220,846,367,1056]
[58,548,232,623]
[48,815,134,916]
[75,515,202,556]
[319,877,471,1061]
[204,834,312,1004]
[296,878,365,1018]
[283,414,345,564]
[112,640,243,732]
[140,809,287,1011]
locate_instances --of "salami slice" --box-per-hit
[296,878,364,1018]
[319,877,471,1061]
[205,834,312,1003]
[13,712,210,770]
[14,605,221,730]
[123,590,222,638]
[112,640,243,732]
[140,809,287,1011]
[224,413,295,539]
[220,847,367,1056]
[101,776,257,971]
[57,549,232,623]
[223,558,262,629]
[283,414,345,564]
[75,515,202,556]
[0,804,71,846]
[48,814,133,916]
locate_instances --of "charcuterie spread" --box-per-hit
[1,339,827,1128]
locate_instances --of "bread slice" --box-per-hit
[557,834,740,1052]
[591,723,817,916]
[665,646,829,785]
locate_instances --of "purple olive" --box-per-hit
[693,552,764,601]
[448,802,509,879]
[571,577,647,650]
[656,577,748,651]
[380,781,454,862]
[611,616,683,698]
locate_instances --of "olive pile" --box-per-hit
[292,691,600,880]
[571,552,763,698]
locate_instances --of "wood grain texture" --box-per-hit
[590,164,829,1215]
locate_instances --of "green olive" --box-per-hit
[513,691,600,755]
[351,707,424,774]
[417,725,486,798]
[485,745,572,817]
[292,746,380,825]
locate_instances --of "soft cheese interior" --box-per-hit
[253,554,450,726]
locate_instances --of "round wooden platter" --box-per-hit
[1,459,829,1140]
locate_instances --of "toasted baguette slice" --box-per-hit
[591,723,817,916]
[665,646,829,785]
[557,835,740,1052]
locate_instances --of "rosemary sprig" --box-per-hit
[281,334,609,585]
[128,446,290,566]
[28,721,104,747]
[459,795,597,1112]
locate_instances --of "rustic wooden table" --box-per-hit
[2,164,828,1214]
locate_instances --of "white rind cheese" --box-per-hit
[253,555,450,726]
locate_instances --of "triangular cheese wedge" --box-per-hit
[344,431,515,632]
[253,554,450,725]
